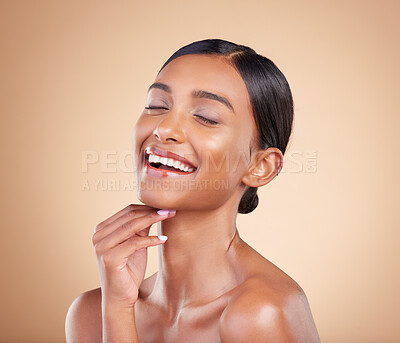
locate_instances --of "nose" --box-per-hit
[153,112,186,143]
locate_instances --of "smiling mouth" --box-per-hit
[144,151,197,175]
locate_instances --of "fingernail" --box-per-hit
[168,210,176,215]
[158,235,168,241]
[157,209,169,215]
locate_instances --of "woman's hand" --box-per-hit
[92,204,175,308]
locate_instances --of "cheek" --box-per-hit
[196,131,249,181]
[132,115,153,160]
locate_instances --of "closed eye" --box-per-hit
[145,107,218,125]
[193,114,218,125]
[145,106,168,110]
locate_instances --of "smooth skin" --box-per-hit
[66,54,320,342]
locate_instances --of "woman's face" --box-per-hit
[133,54,258,211]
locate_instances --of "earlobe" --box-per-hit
[241,148,283,188]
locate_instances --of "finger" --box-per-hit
[93,208,154,244]
[96,210,174,252]
[135,225,151,237]
[95,204,155,232]
[104,235,168,267]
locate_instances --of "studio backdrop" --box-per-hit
[0,1,399,342]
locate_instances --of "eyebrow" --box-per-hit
[147,82,235,113]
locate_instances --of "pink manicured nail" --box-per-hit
[158,235,168,241]
[157,209,169,215]
[168,210,176,215]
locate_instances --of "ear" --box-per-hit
[241,147,283,188]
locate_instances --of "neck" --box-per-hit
[151,200,242,314]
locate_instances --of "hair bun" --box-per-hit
[238,187,259,214]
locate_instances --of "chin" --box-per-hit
[137,188,182,210]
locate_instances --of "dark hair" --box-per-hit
[158,39,294,214]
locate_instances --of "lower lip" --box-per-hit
[144,157,196,178]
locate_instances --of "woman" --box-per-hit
[66,39,321,342]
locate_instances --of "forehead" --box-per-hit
[154,54,251,113]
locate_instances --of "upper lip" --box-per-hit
[144,146,197,169]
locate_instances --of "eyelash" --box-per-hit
[144,106,219,125]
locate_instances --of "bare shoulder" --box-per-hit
[219,276,320,343]
[65,287,102,343]
[64,273,157,343]
[219,238,321,343]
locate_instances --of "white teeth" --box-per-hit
[146,151,195,173]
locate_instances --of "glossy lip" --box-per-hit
[144,146,197,169]
[142,145,197,178]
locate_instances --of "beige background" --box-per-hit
[1,0,399,342]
